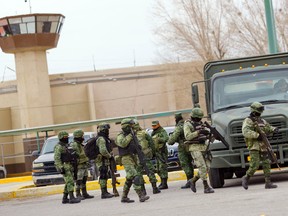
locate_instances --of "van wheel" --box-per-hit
[0,171,5,179]
[209,168,224,188]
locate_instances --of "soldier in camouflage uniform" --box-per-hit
[54,131,80,204]
[95,122,114,199]
[133,120,161,194]
[184,108,214,194]
[151,120,169,190]
[241,102,278,190]
[70,129,94,200]
[116,118,150,203]
[168,113,194,189]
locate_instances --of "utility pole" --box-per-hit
[25,0,32,14]
[264,0,278,53]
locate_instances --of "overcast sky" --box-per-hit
[0,0,158,81]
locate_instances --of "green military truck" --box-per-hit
[192,52,288,188]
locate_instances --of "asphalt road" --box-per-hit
[1,172,288,216]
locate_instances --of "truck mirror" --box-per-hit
[192,84,199,105]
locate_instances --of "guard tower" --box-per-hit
[0,13,65,128]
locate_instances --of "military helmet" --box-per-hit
[121,118,134,128]
[250,102,264,113]
[73,129,84,138]
[97,122,110,131]
[58,131,69,140]
[121,118,133,125]
[190,107,204,118]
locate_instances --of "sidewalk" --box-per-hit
[0,170,187,201]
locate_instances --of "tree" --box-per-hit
[152,0,288,63]
[152,0,232,62]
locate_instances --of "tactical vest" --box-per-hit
[248,116,265,130]
[118,133,137,156]
[61,145,77,163]
[188,120,208,143]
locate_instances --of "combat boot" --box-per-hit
[151,182,161,194]
[203,180,214,193]
[69,192,81,204]
[76,188,84,200]
[190,176,199,193]
[158,178,168,190]
[136,190,150,202]
[101,187,114,199]
[141,184,147,196]
[181,174,193,189]
[82,186,94,199]
[242,175,250,190]
[265,182,277,189]
[265,177,277,189]
[62,192,69,204]
[121,190,134,203]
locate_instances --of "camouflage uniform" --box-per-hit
[151,120,169,189]
[95,122,114,199]
[54,131,80,204]
[168,113,194,189]
[241,102,278,190]
[184,108,214,193]
[116,118,150,203]
[133,121,161,194]
[70,129,94,199]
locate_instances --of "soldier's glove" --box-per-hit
[274,127,280,134]
[257,134,262,141]
[199,129,210,136]
[60,167,65,174]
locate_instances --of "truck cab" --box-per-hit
[192,52,288,188]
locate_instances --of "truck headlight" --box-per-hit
[33,162,44,168]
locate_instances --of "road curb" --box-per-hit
[0,170,187,201]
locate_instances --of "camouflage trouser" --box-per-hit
[190,150,210,181]
[155,151,168,178]
[246,150,271,179]
[63,168,75,193]
[178,147,194,178]
[76,163,88,190]
[137,159,157,184]
[122,156,142,192]
[96,163,110,188]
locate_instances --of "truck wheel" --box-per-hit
[235,170,246,178]
[209,168,224,188]
[0,171,4,179]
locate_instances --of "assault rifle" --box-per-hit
[130,128,153,176]
[109,156,120,197]
[204,121,229,149]
[252,118,281,170]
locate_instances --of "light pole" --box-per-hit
[264,0,278,53]
[24,0,32,14]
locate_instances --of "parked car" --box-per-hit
[146,126,181,171]
[0,165,7,179]
[32,132,96,187]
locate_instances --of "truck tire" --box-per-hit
[235,170,246,178]
[209,168,224,188]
